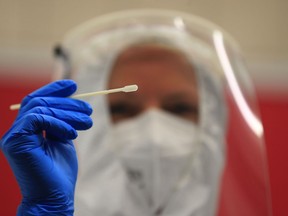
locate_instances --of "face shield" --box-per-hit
[55,9,272,216]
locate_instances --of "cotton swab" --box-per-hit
[9,84,138,111]
[72,84,138,98]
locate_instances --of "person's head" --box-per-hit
[108,43,199,124]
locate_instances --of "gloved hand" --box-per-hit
[0,79,93,215]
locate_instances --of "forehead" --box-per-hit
[108,44,197,87]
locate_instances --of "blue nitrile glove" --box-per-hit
[0,79,93,215]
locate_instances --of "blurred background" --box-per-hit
[0,0,287,215]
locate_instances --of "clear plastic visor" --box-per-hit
[60,9,272,216]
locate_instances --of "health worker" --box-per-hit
[1,9,272,216]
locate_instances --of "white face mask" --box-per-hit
[110,109,200,214]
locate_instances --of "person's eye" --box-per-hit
[164,103,199,122]
[109,102,140,122]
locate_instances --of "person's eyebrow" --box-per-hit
[108,92,140,102]
[163,91,198,101]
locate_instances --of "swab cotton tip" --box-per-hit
[122,85,138,92]
[10,104,21,111]
[9,84,138,110]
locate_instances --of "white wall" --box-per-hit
[0,0,287,90]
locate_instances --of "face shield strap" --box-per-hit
[53,44,72,79]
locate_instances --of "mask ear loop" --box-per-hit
[53,45,72,79]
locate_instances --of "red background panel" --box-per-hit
[258,93,288,216]
[0,72,50,216]
[0,72,287,216]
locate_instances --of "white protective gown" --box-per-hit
[56,9,272,216]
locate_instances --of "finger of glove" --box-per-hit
[21,79,77,107]
[23,106,93,130]
[1,113,77,153]
[19,97,93,116]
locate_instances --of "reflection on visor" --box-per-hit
[213,30,263,137]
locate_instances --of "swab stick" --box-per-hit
[9,84,138,111]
